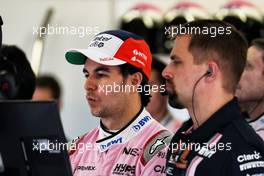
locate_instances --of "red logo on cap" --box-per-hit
[114,38,152,79]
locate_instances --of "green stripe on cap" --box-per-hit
[65,52,86,65]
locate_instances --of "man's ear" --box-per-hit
[130,72,143,86]
[205,61,219,81]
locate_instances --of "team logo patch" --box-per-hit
[149,136,169,155]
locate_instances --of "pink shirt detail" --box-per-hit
[69,109,171,176]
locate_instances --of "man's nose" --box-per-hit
[84,75,97,91]
[162,65,172,80]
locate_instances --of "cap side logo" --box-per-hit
[99,57,114,62]
[133,49,147,61]
[89,35,113,48]
[130,49,147,67]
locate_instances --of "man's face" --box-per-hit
[162,35,205,108]
[83,59,129,118]
[146,69,167,115]
[32,87,54,100]
[236,46,264,102]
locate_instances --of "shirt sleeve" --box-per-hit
[139,147,168,176]
[138,130,172,176]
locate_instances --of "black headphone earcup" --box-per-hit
[0,71,18,99]
[0,16,2,47]
[206,67,213,76]
[0,27,2,48]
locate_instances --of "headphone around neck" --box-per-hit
[0,55,20,100]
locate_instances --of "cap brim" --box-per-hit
[65,49,126,66]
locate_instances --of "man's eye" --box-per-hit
[95,72,108,79]
[84,73,89,78]
[97,73,105,77]
[245,63,252,70]
[173,60,182,65]
[96,71,109,78]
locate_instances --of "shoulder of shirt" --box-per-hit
[225,117,264,154]
[68,128,98,155]
[140,129,172,166]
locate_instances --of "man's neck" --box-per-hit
[241,100,264,121]
[101,97,142,130]
[188,93,233,130]
[153,107,168,123]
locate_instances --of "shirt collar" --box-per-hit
[96,107,154,152]
[184,98,242,142]
[249,113,264,132]
[160,112,173,126]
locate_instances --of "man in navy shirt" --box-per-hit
[163,19,264,176]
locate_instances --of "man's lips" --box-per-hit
[87,96,96,101]
[86,95,98,104]
[165,82,174,92]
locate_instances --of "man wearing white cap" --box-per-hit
[65,30,171,176]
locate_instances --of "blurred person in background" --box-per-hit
[33,75,62,109]
[215,0,264,44]
[236,38,264,139]
[146,56,182,132]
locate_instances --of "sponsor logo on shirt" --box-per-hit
[154,165,166,174]
[112,164,135,175]
[122,147,141,157]
[132,116,151,132]
[237,151,262,163]
[246,174,264,176]
[239,161,264,171]
[166,166,174,175]
[197,146,216,158]
[237,151,264,171]
[100,137,123,151]
[75,165,96,171]
[157,151,167,159]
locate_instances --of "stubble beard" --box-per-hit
[168,88,185,109]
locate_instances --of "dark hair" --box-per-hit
[119,64,151,107]
[180,20,248,93]
[0,16,3,48]
[152,56,166,85]
[0,45,36,99]
[36,75,61,100]
[251,38,264,62]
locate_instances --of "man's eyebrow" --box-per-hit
[83,68,88,73]
[170,54,181,61]
[82,66,110,74]
[246,61,253,67]
[94,67,110,73]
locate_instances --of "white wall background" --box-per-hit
[1,0,264,140]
